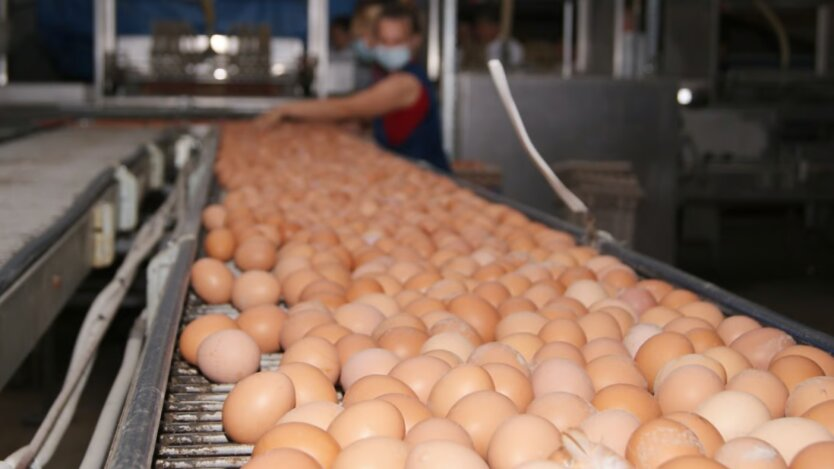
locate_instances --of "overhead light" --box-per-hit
[271,63,287,76]
[210,34,231,54]
[677,88,693,106]
[213,68,228,81]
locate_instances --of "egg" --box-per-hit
[389,355,451,403]
[717,315,761,345]
[447,390,519,456]
[586,354,647,391]
[232,270,281,310]
[655,354,728,388]
[696,391,771,440]
[179,313,238,365]
[327,399,405,447]
[235,237,277,271]
[582,337,630,362]
[378,393,432,433]
[538,319,587,348]
[564,279,608,308]
[190,258,235,304]
[730,327,795,370]
[703,346,753,381]
[202,204,227,230]
[223,371,296,443]
[592,384,661,424]
[405,417,475,449]
[726,369,788,418]
[277,401,343,430]
[634,332,695,391]
[332,437,408,469]
[428,364,495,416]
[236,304,286,353]
[527,392,596,432]
[768,355,824,392]
[803,400,834,435]
[340,347,399,389]
[748,417,834,464]
[196,329,261,383]
[578,311,623,342]
[253,421,340,467]
[423,332,476,362]
[785,376,834,417]
[532,358,594,401]
[772,345,834,376]
[282,336,340,384]
[379,327,429,359]
[658,455,726,469]
[243,448,320,469]
[623,323,662,357]
[279,362,338,405]
[468,342,530,376]
[791,441,834,469]
[307,322,352,344]
[343,374,417,406]
[664,412,724,457]
[533,341,586,368]
[578,409,640,457]
[626,418,704,469]
[482,362,534,411]
[448,293,501,342]
[641,306,682,328]
[336,333,377,365]
[204,228,236,261]
[656,365,725,414]
[487,414,562,469]
[405,441,488,469]
[714,437,787,469]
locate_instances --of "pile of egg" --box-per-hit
[182,123,834,469]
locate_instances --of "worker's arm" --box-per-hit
[257,73,422,127]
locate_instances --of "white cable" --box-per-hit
[79,311,147,469]
[486,59,589,215]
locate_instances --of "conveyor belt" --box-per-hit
[109,125,834,469]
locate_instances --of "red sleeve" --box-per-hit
[382,85,430,147]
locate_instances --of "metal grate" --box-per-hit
[154,296,283,468]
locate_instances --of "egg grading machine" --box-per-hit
[70,123,832,469]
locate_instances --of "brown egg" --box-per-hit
[635,332,695,391]
[336,333,377,365]
[772,345,834,376]
[379,327,429,359]
[405,417,475,449]
[640,306,682,328]
[236,304,286,353]
[655,354,728,389]
[635,279,674,302]
[327,399,405,448]
[791,441,834,469]
[332,437,408,469]
[564,280,608,308]
[197,329,261,383]
[523,282,563,309]
[405,441,488,469]
[468,342,530,377]
[586,355,648,391]
[677,301,723,328]
[235,237,277,271]
[658,455,725,469]
[346,277,385,301]
[340,347,399,390]
[473,281,512,309]
[190,258,235,304]
[495,312,548,340]
[558,266,596,288]
[577,311,623,342]
[687,328,725,353]
[623,324,663,357]
[526,391,595,432]
[626,418,704,469]
[730,327,796,370]
[277,401,343,430]
[482,362,534,411]
[748,417,834,464]
[660,289,699,309]
[424,349,463,367]
[448,390,519,457]
[356,293,400,318]
[714,437,787,469]
[717,315,761,345]
[538,319,587,348]
[373,313,427,339]
[664,412,724,458]
[378,393,432,433]
[803,400,834,435]
[283,269,324,306]
[664,317,713,335]
[598,307,636,336]
[423,332,477,362]
[785,376,834,417]
[282,336,340,384]
[593,384,661,424]
[696,391,771,441]
[279,362,338,405]
[222,371,296,443]
[487,414,562,469]
[618,287,659,316]
[533,342,586,368]
[334,302,385,335]
[306,322,351,344]
[204,228,236,261]
[578,409,640,457]
[232,270,281,311]
[498,297,538,318]
[430,318,483,347]
[343,374,417,406]
[202,204,227,230]
[499,273,532,296]
[243,448,320,469]
[703,346,753,381]
[390,355,452,403]
[179,314,238,365]
[253,422,340,468]
[532,358,594,401]
[541,297,587,319]
[769,355,824,392]
[428,364,495,416]
[656,365,725,414]
[280,309,334,350]
[499,333,543,363]
[582,337,630,362]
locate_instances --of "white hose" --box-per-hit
[79,311,147,469]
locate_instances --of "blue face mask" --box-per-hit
[352,39,375,63]
[374,45,411,71]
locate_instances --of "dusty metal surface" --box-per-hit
[0,126,160,269]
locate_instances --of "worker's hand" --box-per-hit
[255,107,285,130]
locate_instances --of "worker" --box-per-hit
[350,0,386,90]
[257,4,449,172]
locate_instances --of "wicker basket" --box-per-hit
[551,160,644,244]
[452,160,503,193]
